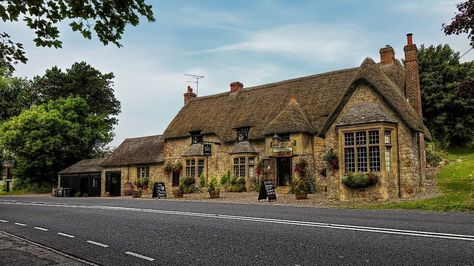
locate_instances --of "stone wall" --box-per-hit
[322,83,421,200]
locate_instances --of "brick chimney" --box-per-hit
[404,33,422,116]
[230,81,243,93]
[184,86,196,105]
[380,45,395,65]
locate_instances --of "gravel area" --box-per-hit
[135,166,441,209]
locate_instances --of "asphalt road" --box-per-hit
[0,196,473,266]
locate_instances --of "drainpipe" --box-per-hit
[397,127,401,198]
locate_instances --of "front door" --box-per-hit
[276,157,292,186]
[172,171,180,187]
[80,177,89,195]
[106,171,121,196]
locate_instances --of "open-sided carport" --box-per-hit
[58,158,104,197]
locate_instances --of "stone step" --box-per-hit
[274,186,291,194]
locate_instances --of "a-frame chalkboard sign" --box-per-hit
[258,181,277,202]
[152,182,167,199]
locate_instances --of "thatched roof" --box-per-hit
[101,135,164,166]
[163,57,430,142]
[230,141,258,154]
[58,159,104,175]
[263,97,314,136]
[337,102,398,126]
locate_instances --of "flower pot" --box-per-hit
[123,183,133,196]
[295,192,308,200]
[173,191,184,198]
[209,191,220,199]
[132,190,142,198]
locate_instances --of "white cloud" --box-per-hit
[194,23,371,65]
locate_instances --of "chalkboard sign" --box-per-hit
[258,181,277,202]
[152,182,167,199]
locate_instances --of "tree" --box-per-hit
[0,97,110,183]
[0,0,155,71]
[443,0,474,48]
[32,62,121,135]
[418,44,474,147]
[0,68,37,122]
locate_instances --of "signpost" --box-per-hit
[152,182,167,199]
[258,181,277,202]
[2,160,14,193]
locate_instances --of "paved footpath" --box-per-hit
[0,230,93,266]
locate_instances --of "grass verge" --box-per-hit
[359,147,474,212]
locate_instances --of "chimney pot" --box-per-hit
[407,33,413,45]
[184,86,197,105]
[230,81,244,93]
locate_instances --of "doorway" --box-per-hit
[172,171,180,187]
[276,157,292,186]
[106,171,121,196]
[80,177,89,195]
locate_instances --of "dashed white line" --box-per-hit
[86,240,109,248]
[14,222,26,226]
[125,251,155,261]
[34,226,48,231]
[57,232,75,238]
[0,219,8,223]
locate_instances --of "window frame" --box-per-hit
[237,127,250,142]
[137,166,150,179]
[341,125,395,174]
[185,158,206,179]
[232,156,257,178]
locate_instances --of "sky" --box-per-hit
[3,0,474,147]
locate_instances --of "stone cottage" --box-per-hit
[161,34,430,200]
[100,135,165,196]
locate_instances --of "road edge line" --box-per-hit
[0,230,99,266]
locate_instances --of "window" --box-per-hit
[190,131,203,144]
[237,127,250,142]
[185,159,196,178]
[385,130,392,172]
[343,130,381,172]
[186,159,205,178]
[137,166,149,178]
[233,157,246,177]
[198,159,205,176]
[248,158,255,178]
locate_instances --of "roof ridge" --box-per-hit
[124,134,163,141]
[189,67,360,102]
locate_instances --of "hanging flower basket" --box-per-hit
[323,149,339,170]
[164,163,173,175]
[173,162,183,174]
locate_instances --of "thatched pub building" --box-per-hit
[96,34,429,200]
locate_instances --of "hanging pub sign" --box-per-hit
[203,143,212,156]
[258,181,277,202]
[271,141,293,157]
[152,182,167,199]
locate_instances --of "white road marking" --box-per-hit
[0,219,8,223]
[2,200,474,242]
[125,251,155,261]
[14,222,26,226]
[34,226,48,231]
[57,232,75,238]
[86,240,109,248]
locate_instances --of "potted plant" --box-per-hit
[291,178,309,200]
[255,161,264,177]
[207,176,220,198]
[342,172,378,188]
[132,189,142,198]
[323,149,339,171]
[172,182,184,198]
[164,163,173,175]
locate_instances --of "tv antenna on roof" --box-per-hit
[185,74,204,95]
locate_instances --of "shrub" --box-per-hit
[182,177,196,194]
[426,143,444,166]
[199,173,206,187]
[164,163,173,175]
[220,170,231,187]
[207,176,220,193]
[342,172,378,188]
[227,176,246,192]
[291,178,310,194]
[295,159,308,178]
[134,177,149,190]
[74,192,82,197]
